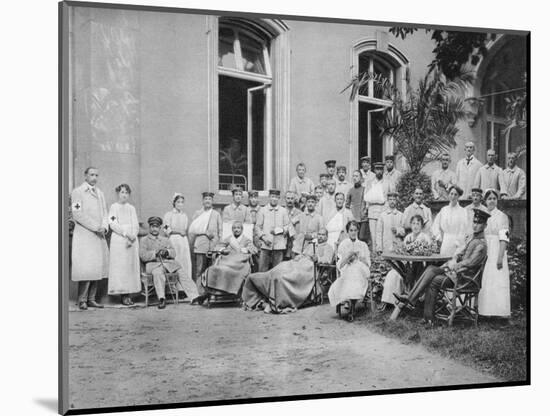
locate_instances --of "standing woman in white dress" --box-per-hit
[163,193,193,295]
[478,189,511,318]
[107,184,141,305]
[431,185,469,256]
[328,221,371,318]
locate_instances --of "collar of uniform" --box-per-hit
[472,230,485,240]
[147,233,160,240]
[295,176,306,183]
[269,205,280,211]
[411,202,425,209]
[231,202,243,210]
[337,180,348,184]
[172,208,184,214]
[386,208,399,214]
[249,205,259,212]
[305,210,316,217]
[506,166,517,173]
[83,182,95,192]
[484,163,496,169]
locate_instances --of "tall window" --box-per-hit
[354,47,405,166]
[218,21,272,191]
[481,36,527,170]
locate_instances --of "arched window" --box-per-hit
[350,37,408,168]
[207,17,290,192]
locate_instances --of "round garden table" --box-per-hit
[381,252,452,320]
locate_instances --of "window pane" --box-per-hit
[239,33,267,75]
[218,27,237,69]
[372,58,392,99]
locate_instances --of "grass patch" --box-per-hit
[354,307,527,382]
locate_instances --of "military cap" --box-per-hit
[147,216,163,226]
[305,193,317,202]
[374,162,385,169]
[387,192,399,198]
[202,191,215,198]
[324,160,336,167]
[448,184,464,196]
[471,187,483,195]
[360,156,371,162]
[248,190,258,197]
[319,173,329,179]
[231,186,243,194]
[473,208,491,223]
[269,189,281,196]
[384,155,395,161]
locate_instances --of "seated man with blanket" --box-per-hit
[242,228,333,314]
[201,221,257,298]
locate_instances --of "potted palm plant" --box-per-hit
[342,69,472,209]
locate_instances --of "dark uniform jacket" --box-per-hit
[452,232,487,282]
[139,234,180,273]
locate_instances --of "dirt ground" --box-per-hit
[68,301,499,411]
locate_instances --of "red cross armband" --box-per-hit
[499,229,510,243]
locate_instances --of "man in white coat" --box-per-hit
[71,167,109,310]
[456,141,483,200]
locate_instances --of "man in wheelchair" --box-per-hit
[394,208,489,327]
[139,216,199,309]
[199,221,257,303]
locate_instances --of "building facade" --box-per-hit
[67,6,527,220]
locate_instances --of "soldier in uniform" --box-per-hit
[359,156,376,191]
[70,167,109,310]
[383,155,402,193]
[189,191,222,302]
[335,165,352,196]
[247,190,262,272]
[324,159,337,180]
[364,162,390,253]
[139,216,200,309]
[394,208,490,326]
[284,191,302,259]
[318,173,329,193]
[222,186,251,224]
[402,187,433,234]
[255,189,290,271]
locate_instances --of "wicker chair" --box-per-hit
[434,257,487,327]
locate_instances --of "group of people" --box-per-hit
[70,141,518,322]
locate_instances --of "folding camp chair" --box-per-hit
[434,257,487,327]
[140,267,180,307]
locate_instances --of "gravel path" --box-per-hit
[68,302,498,410]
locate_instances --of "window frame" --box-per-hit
[349,38,408,168]
[207,16,290,194]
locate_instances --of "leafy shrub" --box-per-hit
[395,170,433,212]
[508,236,527,311]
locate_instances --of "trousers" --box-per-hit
[194,253,211,295]
[77,280,98,303]
[407,265,453,319]
[258,249,284,272]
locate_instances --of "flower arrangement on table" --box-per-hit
[394,236,441,256]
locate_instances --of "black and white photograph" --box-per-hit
[58,0,530,414]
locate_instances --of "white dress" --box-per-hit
[107,202,141,294]
[163,209,193,292]
[478,208,511,317]
[328,238,371,306]
[431,204,468,256]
